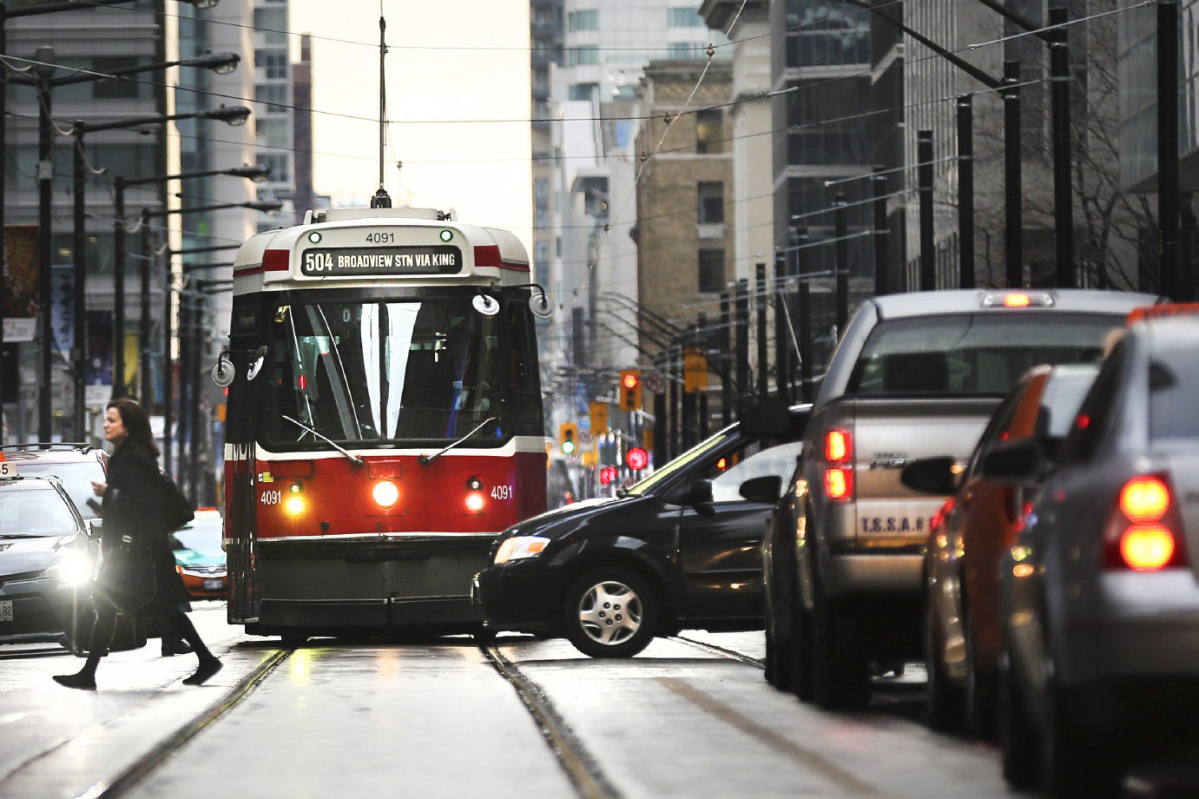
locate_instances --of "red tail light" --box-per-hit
[1105,474,1188,571]
[823,429,853,502]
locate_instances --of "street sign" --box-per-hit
[643,370,665,395]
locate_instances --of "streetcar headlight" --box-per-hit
[465,491,485,513]
[284,495,306,516]
[373,479,400,509]
[493,536,549,564]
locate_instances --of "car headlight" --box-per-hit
[494,536,550,564]
[50,550,94,587]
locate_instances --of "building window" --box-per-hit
[568,9,598,31]
[668,42,704,59]
[569,46,599,66]
[257,153,290,184]
[258,83,290,114]
[698,249,725,293]
[668,8,704,27]
[697,109,722,154]
[698,182,724,224]
[256,50,288,80]
[569,83,597,102]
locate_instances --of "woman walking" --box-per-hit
[54,398,222,690]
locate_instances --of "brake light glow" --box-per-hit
[1120,476,1169,522]
[1105,474,1187,572]
[1004,293,1031,308]
[825,430,851,463]
[1120,526,1176,571]
[825,468,852,501]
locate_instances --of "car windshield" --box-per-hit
[16,461,104,520]
[847,313,1121,397]
[171,519,223,553]
[263,297,540,445]
[622,428,738,497]
[0,487,79,537]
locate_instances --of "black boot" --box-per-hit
[161,636,194,656]
[183,655,222,686]
[54,650,101,690]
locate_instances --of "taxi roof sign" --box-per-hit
[1126,303,1199,324]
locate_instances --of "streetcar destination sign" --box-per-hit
[300,246,462,276]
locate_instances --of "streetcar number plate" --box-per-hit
[300,246,462,276]
[0,600,12,623]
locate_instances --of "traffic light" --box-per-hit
[626,447,649,471]
[618,369,642,411]
[559,422,578,455]
[589,400,609,434]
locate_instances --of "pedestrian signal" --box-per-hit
[618,370,642,411]
[559,423,578,455]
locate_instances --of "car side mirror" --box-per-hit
[86,518,103,538]
[739,474,782,504]
[670,478,714,507]
[980,439,1044,485]
[901,456,958,495]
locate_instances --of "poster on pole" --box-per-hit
[3,225,40,342]
[86,310,114,405]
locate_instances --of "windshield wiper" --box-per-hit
[419,417,497,465]
[270,410,364,468]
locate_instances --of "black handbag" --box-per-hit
[161,473,195,532]
[95,534,158,614]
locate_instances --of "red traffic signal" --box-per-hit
[626,447,649,471]
[619,369,642,411]
[599,466,617,486]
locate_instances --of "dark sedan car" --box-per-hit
[988,312,1199,797]
[0,474,96,645]
[474,402,809,658]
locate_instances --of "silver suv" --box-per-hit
[769,289,1160,709]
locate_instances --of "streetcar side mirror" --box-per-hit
[529,292,554,319]
[472,294,500,316]
[246,346,267,382]
[211,351,235,387]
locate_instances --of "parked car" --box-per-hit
[762,288,1161,710]
[474,400,809,658]
[988,311,1199,797]
[0,444,108,521]
[902,362,1101,734]
[0,472,96,645]
[170,508,226,599]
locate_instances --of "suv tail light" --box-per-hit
[824,429,854,502]
[1105,474,1188,571]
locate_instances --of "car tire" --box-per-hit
[1041,683,1118,799]
[810,554,870,711]
[790,592,815,702]
[962,598,996,739]
[923,592,964,732]
[563,568,658,659]
[765,550,796,691]
[998,647,1038,789]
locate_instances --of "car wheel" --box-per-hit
[998,647,1038,789]
[810,555,870,711]
[790,591,815,702]
[1041,683,1119,799]
[923,592,963,732]
[765,555,796,691]
[563,568,658,659]
[962,599,996,739]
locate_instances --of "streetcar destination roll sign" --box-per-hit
[301,246,462,276]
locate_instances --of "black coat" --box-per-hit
[101,441,191,613]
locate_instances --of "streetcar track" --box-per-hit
[481,644,623,799]
[672,634,766,668]
[84,648,290,799]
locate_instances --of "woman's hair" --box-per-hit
[107,398,161,457]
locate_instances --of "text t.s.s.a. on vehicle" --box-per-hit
[218,205,550,643]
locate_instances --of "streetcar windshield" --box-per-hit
[263,297,540,445]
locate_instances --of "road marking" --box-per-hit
[657,677,892,798]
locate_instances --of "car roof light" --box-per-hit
[981,291,1055,309]
[1120,526,1176,571]
[1120,476,1170,523]
[1126,303,1199,324]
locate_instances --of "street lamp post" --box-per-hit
[112,164,268,399]
[10,44,241,440]
[141,198,280,476]
[69,105,251,436]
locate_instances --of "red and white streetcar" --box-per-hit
[216,201,549,642]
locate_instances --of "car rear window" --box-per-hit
[1149,353,1199,440]
[0,488,78,537]
[847,314,1120,397]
